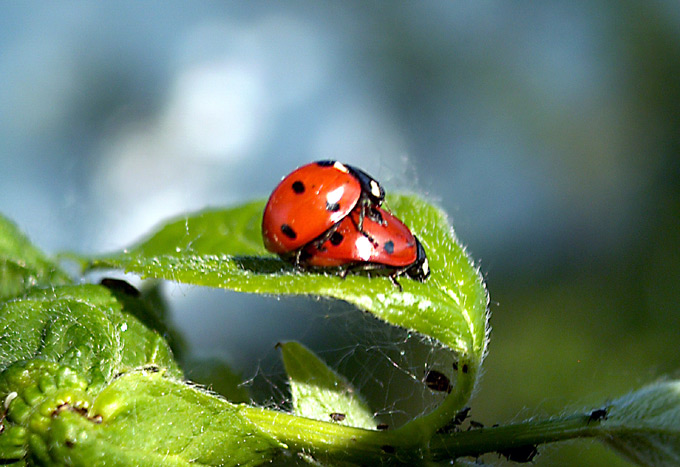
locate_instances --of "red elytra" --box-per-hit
[262,161,384,255]
[300,206,429,283]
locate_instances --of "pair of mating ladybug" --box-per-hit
[262,160,429,287]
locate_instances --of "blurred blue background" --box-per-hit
[2,2,679,464]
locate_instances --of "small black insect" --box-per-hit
[453,407,471,425]
[329,412,346,422]
[469,420,484,429]
[588,408,608,422]
[424,369,452,393]
[498,444,539,463]
[436,406,471,434]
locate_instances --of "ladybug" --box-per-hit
[262,161,384,257]
[299,205,429,288]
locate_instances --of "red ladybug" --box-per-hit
[262,161,384,256]
[299,205,429,287]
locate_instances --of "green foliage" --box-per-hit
[279,341,378,430]
[0,216,70,301]
[599,381,680,466]
[0,196,677,466]
[93,195,489,364]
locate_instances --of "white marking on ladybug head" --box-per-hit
[370,180,382,198]
[355,235,374,261]
[333,161,349,173]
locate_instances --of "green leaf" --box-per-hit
[0,285,181,390]
[183,357,250,404]
[598,380,680,466]
[0,361,282,466]
[90,194,489,435]
[87,371,282,466]
[0,214,71,301]
[100,279,187,363]
[279,341,378,430]
[92,195,488,363]
[0,283,281,465]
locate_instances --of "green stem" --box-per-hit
[241,405,424,464]
[391,356,478,444]
[242,403,605,464]
[429,413,602,460]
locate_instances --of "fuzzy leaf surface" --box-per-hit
[598,380,680,466]
[0,284,181,390]
[93,195,489,365]
[280,341,378,430]
[0,214,70,301]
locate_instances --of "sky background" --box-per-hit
[2,2,680,465]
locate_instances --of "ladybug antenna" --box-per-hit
[381,198,391,212]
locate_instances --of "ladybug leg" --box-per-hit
[349,212,380,247]
[389,274,403,292]
[366,203,386,225]
[310,222,341,251]
[356,205,365,232]
[356,201,386,239]
[293,249,303,268]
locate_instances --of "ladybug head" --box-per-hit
[346,165,385,206]
[407,237,430,282]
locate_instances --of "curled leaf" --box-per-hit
[93,195,489,368]
[598,380,680,466]
[89,194,489,434]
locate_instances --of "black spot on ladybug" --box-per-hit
[588,408,608,422]
[281,224,297,240]
[330,231,344,246]
[383,240,395,255]
[326,201,341,212]
[498,444,538,463]
[291,180,305,194]
[424,370,452,393]
[329,412,346,422]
